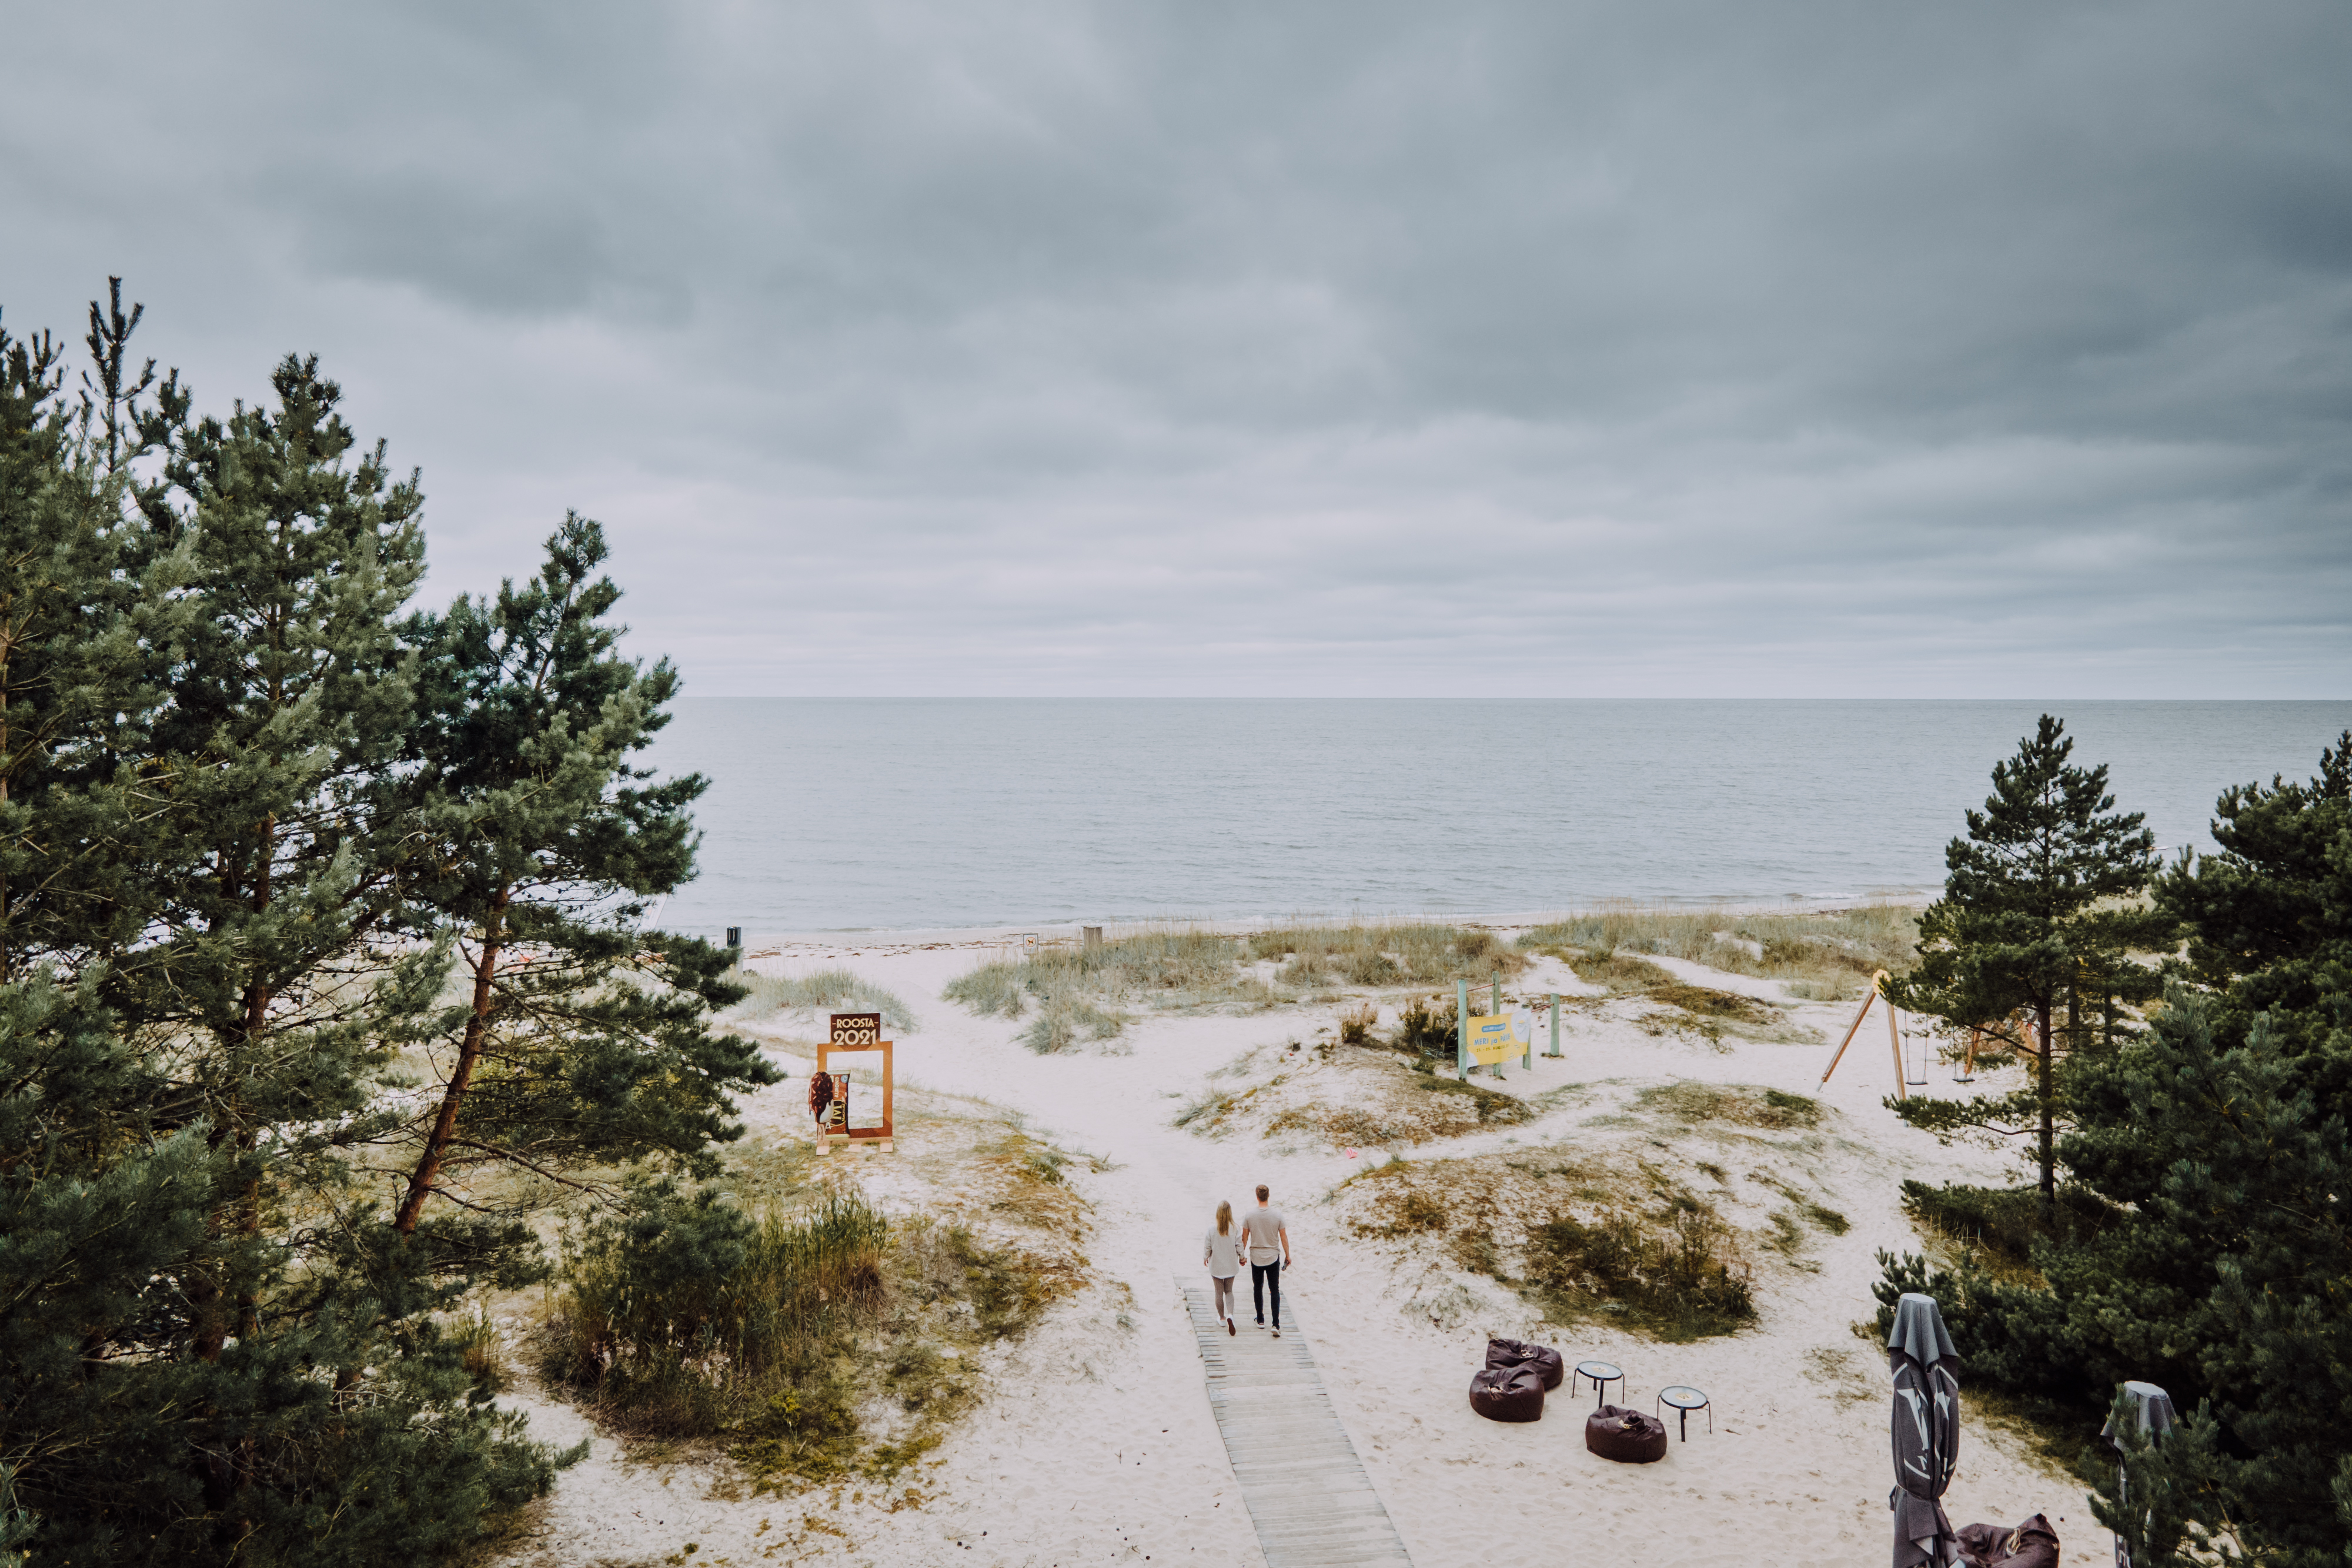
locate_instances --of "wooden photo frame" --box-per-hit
[819,1013,893,1148]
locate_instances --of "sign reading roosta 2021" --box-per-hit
[818,1012,894,1152]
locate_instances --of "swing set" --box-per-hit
[1818,969,1915,1099]
[1819,974,2038,1096]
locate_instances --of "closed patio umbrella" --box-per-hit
[2100,1380,2179,1568]
[1889,1292,1961,1567]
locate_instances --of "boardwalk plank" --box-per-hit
[1181,1282,1414,1568]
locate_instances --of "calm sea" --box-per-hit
[644,700,2351,937]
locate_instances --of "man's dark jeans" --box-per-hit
[1250,1260,1282,1328]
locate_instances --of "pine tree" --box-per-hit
[0,294,566,1564]
[388,512,772,1273]
[115,352,432,1372]
[1886,714,2162,1206]
[2157,731,2350,1037]
[1883,734,2352,1564]
[0,297,224,1564]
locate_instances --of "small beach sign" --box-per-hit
[1465,1012,1517,1065]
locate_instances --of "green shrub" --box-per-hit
[1898,1181,2115,1272]
[544,1178,888,1440]
[1527,1202,1755,1339]
[1389,996,1458,1057]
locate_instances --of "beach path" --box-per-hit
[1182,1282,1414,1567]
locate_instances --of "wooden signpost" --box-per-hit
[817,1011,894,1154]
[1456,975,1532,1079]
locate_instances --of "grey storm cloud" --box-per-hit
[2,0,2346,694]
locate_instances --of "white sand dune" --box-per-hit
[501,928,2109,1567]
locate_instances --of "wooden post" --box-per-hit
[1546,994,1561,1058]
[1456,979,1469,1083]
[1491,975,1504,1078]
[1887,987,1909,1096]
[1819,969,1893,1089]
[1957,1028,1978,1083]
[1083,925,1102,948]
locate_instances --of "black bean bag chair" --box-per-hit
[1484,1337,1566,1392]
[1468,1364,1546,1423]
[1584,1403,1667,1463]
[1956,1514,2059,1568]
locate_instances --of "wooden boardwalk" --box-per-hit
[1180,1282,1414,1567]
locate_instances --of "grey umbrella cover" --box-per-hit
[2102,1381,2178,1568]
[1890,1293,1962,1568]
[2101,1380,2178,1450]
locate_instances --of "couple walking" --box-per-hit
[1202,1183,1292,1338]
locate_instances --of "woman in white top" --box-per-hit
[1202,1200,1241,1335]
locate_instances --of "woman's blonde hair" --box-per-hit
[1215,1199,1233,1235]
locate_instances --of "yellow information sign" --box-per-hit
[1465,1013,1518,1065]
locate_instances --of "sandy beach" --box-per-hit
[496,921,2108,1567]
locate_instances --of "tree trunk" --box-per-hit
[232,817,272,1344]
[2037,1001,2056,1211]
[188,1263,226,1362]
[394,904,505,1235]
[1,628,9,984]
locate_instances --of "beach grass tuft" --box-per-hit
[1521,904,1918,999]
[942,929,1250,1041]
[1014,995,1130,1054]
[1247,922,1528,985]
[728,967,919,1032]
[944,921,1531,1044]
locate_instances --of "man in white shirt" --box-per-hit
[1241,1183,1292,1337]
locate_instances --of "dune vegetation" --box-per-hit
[1337,1149,1760,1342]
[943,923,1532,1051]
[1245,922,1529,987]
[539,1121,1091,1486]
[1519,904,1919,1000]
[725,966,920,1032]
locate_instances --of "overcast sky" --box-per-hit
[6,1,2347,696]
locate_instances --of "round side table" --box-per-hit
[1573,1360,1624,1409]
[1657,1385,1711,1440]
